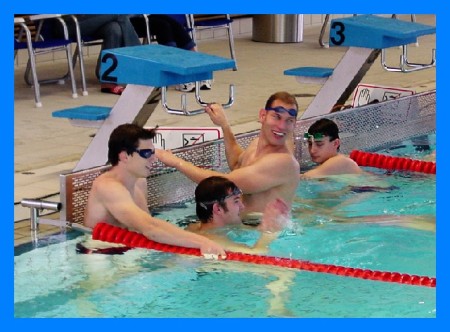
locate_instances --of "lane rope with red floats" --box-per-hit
[349,150,436,174]
[92,222,436,288]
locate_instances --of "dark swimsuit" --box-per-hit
[76,242,132,255]
[348,185,399,193]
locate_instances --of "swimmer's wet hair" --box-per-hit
[307,118,339,141]
[195,176,240,223]
[108,123,158,166]
[264,91,299,111]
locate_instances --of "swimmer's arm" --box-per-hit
[221,123,244,170]
[156,149,221,183]
[156,149,299,195]
[222,239,274,255]
[135,178,151,213]
[252,232,278,254]
[97,182,226,256]
[205,103,243,170]
[226,154,300,194]
[156,150,299,195]
[251,198,290,253]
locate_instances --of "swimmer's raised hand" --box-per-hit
[259,198,291,232]
[205,103,229,128]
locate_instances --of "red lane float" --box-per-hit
[92,222,436,288]
[349,150,436,174]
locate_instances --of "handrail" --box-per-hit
[161,83,235,116]
[21,198,62,230]
[381,44,436,73]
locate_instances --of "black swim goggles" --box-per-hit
[199,187,243,209]
[134,148,156,159]
[303,132,325,142]
[265,106,298,118]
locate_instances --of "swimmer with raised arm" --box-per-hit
[156,91,300,218]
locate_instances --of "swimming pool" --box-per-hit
[14,135,436,317]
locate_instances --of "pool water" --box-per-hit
[379,133,436,159]
[14,137,436,318]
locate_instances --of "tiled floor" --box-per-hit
[14,15,436,247]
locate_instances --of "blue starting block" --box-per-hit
[284,15,436,119]
[328,15,436,49]
[99,44,235,87]
[52,44,236,171]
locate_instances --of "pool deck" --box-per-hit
[14,15,436,246]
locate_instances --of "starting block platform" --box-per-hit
[284,15,436,119]
[328,15,435,49]
[99,44,235,87]
[52,44,236,171]
[52,105,112,128]
[284,67,334,84]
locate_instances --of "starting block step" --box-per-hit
[284,67,333,77]
[329,15,435,49]
[284,67,333,84]
[52,105,112,128]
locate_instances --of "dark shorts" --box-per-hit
[349,185,399,193]
[76,242,132,255]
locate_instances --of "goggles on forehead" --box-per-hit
[266,106,298,118]
[134,148,156,159]
[199,187,243,209]
[303,132,325,142]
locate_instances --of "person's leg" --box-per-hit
[129,15,148,39]
[94,21,122,78]
[95,21,127,95]
[95,21,123,50]
[78,15,139,49]
[77,15,122,39]
[148,15,177,47]
[150,15,202,92]
[76,15,124,80]
[160,15,196,50]
[116,15,141,47]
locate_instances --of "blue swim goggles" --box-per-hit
[266,106,298,118]
[134,148,156,159]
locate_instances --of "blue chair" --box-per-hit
[14,17,41,107]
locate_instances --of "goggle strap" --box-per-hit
[303,133,325,142]
[266,106,298,117]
